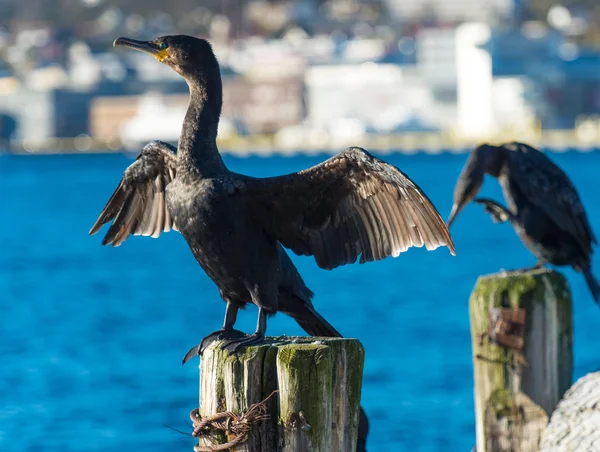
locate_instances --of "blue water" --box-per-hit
[2,150,599,451]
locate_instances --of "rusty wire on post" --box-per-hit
[189,390,278,451]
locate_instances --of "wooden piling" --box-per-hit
[194,337,364,452]
[469,268,573,452]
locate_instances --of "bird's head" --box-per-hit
[113,35,220,83]
[447,144,493,227]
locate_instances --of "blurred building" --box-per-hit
[412,23,537,140]
[89,75,305,148]
[0,0,599,149]
[0,88,92,142]
[385,0,515,23]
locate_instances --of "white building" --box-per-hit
[415,23,536,139]
[417,28,458,90]
[304,63,436,133]
[385,0,514,23]
[455,23,495,139]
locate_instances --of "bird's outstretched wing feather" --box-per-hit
[505,142,596,251]
[89,140,179,246]
[243,147,455,270]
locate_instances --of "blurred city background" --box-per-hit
[0,0,600,153]
[2,1,600,452]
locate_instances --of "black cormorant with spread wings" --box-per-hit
[90,35,456,360]
[448,142,600,302]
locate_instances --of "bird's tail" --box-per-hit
[582,267,600,304]
[286,303,342,337]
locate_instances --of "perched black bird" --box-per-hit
[90,35,456,359]
[448,142,600,302]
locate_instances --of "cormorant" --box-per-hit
[448,141,600,302]
[90,35,456,359]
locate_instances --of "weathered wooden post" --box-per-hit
[470,268,573,452]
[192,337,364,452]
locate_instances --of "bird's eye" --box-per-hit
[159,42,168,50]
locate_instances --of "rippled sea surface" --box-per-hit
[2,149,599,451]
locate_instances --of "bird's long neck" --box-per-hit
[177,81,226,178]
[483,145,507,178]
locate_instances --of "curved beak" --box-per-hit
[447,202,463,228]
[113,37,166,60]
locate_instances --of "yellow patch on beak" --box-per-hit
[154,49,169,61]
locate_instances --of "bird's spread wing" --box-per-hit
[243,147,455,270]
[89,140,179,246]
[506,142,597,250]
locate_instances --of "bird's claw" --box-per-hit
[182,329,247,364]
[221,333,265,354]
[182,344,201,365]
[484,209,504,223]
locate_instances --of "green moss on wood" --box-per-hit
[277,343,323,367]
[210,343,227,410]
[470,269,571,367]
[261,344,280,443]
[200,338,364,451]
[470,268,574,451]
[349,341,365,416]
[277,343,333,447]
[326,339,365,437]
[223,344,269,412]
[489,389,515,418]
[471,269,570,309]
[199,343,228,446]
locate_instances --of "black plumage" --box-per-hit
[90,35,456,357]
[448,141,600,302]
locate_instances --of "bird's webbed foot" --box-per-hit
[181,328,247,364]
[220,307,268,354]
[221,333,265,355]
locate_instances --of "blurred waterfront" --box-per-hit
[1,149,600,451]
[0,0,599,152]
